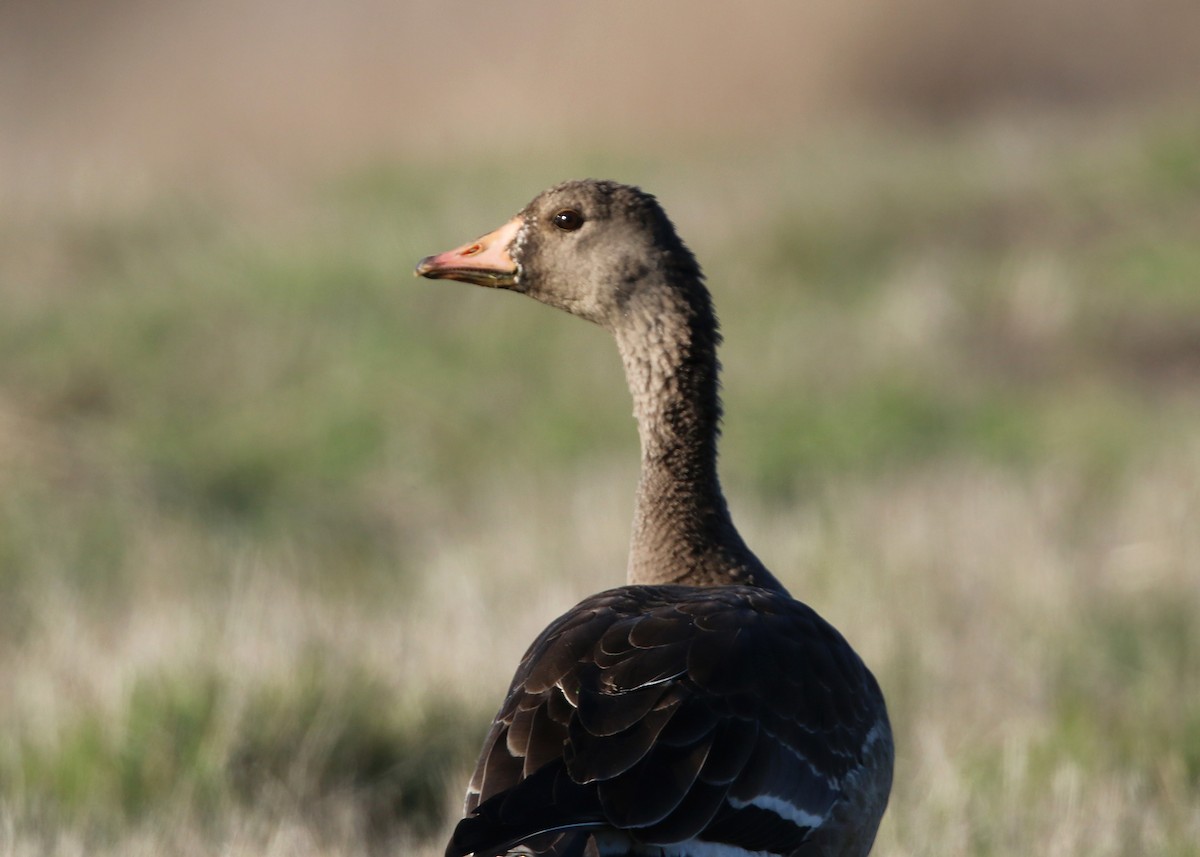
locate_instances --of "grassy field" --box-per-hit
[1,113,1199,856]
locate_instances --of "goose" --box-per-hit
[416,180,892,857]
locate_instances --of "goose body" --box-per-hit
[417,180,892,857]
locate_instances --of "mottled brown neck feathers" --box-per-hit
[614,281,784,593]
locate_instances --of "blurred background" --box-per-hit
[1,2,1198,855]
[5,0,1200,202]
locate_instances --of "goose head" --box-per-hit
[416,179,705,331]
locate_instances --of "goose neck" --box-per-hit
[613,299,782,592]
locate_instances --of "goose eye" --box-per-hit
[552,209,584,232]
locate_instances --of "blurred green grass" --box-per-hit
[1,115,1198,854]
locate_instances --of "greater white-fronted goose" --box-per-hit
[416,180,892,857]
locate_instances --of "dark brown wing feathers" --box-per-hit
[448,584,886,857]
